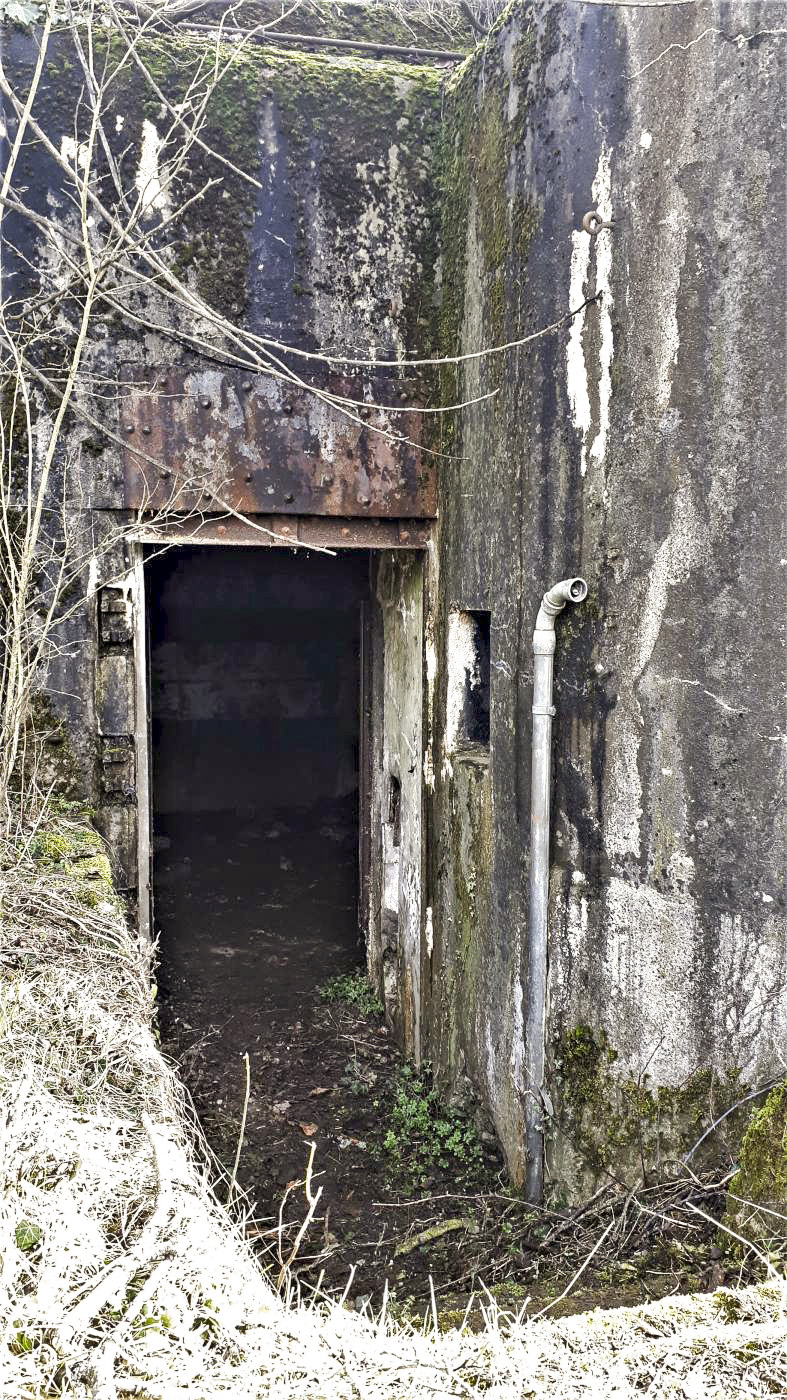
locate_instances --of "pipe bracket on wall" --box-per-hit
[524,576,588,1203]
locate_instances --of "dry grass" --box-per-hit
[1,815,786,1398]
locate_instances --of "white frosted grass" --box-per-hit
[1,823,785,1397]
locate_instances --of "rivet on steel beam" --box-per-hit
[244,472,253,482]
[283,402,294,415]
[281,525,291,534]
[217,524,227,534]
[397,390,408,402]
[321,474,334,487]
[124,423,135,433]
[159,470,171,479]
[341,527,351,538]
[284,492,295,503]
[142,425,151,435]
[359,407,371,420]
[400,530,410,542]
[201,397,211,408]
[242,382,252,391]
[359,495,371,506]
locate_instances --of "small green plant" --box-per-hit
[319,971,383,1018]
[382,1064,482,1185]
[15,1220,41,1251]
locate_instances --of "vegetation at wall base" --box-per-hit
[380,1062,484,1186]
[319,969,384,1018]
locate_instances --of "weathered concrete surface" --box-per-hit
[368,552,425,1056]
[5,4,786,1194]
[427,0,787,1190]
[1,26,441,889]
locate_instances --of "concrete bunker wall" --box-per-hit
[425,0,786,1190]
[1,26,442,906]
[5,4,786,1195]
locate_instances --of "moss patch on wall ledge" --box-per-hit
[196,0,477,49]
[548,1025,753,1198]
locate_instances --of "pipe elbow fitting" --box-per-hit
[533,577,588,652]
[544,577,588,611]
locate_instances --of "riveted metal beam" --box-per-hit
[120,366,436,520]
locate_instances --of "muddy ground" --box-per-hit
[155,809,734,1321]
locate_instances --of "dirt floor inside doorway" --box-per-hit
[155,816,503,1304]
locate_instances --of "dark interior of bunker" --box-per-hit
[147,545,370,1072]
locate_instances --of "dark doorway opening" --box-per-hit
[146,544,371,1059]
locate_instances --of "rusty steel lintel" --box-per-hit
[120,365,437,519]
[130,515,432,550]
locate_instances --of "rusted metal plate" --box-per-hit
[131,515,432,550]
[120,366,436,518]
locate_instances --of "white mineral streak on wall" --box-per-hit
[500,24,521,124]
[603,877,697,1080]
[445,611,480,753]
[86,556,100,599]
[424,609,438,791]
[566,233,592,476]
[603,480,705,864]
[654,192,687,406]
[714,911,787,1070]
[307,98,431,359]
[603,714,644,861]
[588,149,614,472]
[637,477,707,677]
[60,134,89,169]
[135,120,169,217]
[566,146,614,477]
[510,969,524,1094]
[425,905,434,957]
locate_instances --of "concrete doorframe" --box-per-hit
[130,540,152,945]
[130,532,428,1037]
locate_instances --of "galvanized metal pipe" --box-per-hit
[524,576,588,1202]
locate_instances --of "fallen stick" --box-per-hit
[394,1218,477,1258]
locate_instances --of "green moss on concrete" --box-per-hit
[552,1024,750,1191]
[442,758,493,1082]
[725,1081,787,1247]
[31,818,119,912]
[734,1082,787,1202]
[199,0,476,49]
[12,695,86,805]
[438,10,540,402]
[97,33,442,341]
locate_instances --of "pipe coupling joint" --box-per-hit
[533,630,557,656]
